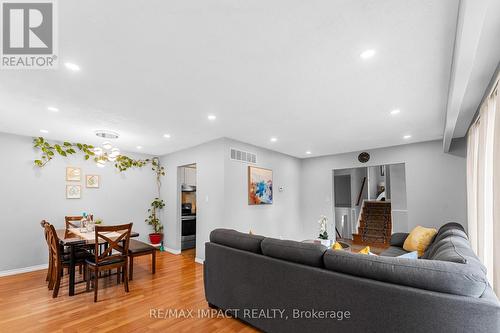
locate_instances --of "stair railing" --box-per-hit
[355,199,366,235]
[356,177,366,206]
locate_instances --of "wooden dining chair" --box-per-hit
[86,223,133,302]
[45,223,64,297]
[40,220,52,283]
[128,239,156,280]
[65,215,93,229]
[45,223,91,298]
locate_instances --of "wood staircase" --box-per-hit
[352,201,392,245]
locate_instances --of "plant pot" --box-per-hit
[149,233,163,245]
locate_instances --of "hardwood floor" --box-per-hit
[0,249,257,332]
[338,238,389,254]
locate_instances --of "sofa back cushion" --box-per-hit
[323,249,488,297]
[437,221,466,234]
[422,223,467,259]
[420,224,486,271]
[261,238,327,268]
[389,233,409,247]
[210,229,265,254]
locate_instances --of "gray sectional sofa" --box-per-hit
[204,223,500,332]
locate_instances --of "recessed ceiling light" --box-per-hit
[270,137,278,142]
[47,106,59,112]
[403,135,412,139]
[64,62,80,71]
[207,114,216,121]
[305,151,312,155]
[40,129,49,133]
[390,109,400,115]
[136,145,143,149]
[360,49,376,59]
[163,134,171,138]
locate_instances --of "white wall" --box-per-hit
[159,139,226,261]
[300,139,467,240]
[390,163,409,232]
[223,138,302,241]
[0,132,157,272]
[159,138,302,261]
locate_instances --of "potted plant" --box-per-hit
[146,198,165,244]
[318,215,328,240]
[317,215,333,247]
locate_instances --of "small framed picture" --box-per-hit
[86,175,99,188]
[66,185,81,199]
[66,167,81,182]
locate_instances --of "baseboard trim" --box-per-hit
[195,257,204,265]
[164,247,181,255]
[0,264,47,277]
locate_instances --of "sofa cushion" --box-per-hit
[379,246,409,257]
[433,228,468,245]
[210,229,265,254]
[427,236,487,273]
[261,238,327,268]
[323,249,488,297]
[420,223,465,257]
[390,233,409,247]
[422,228,468,259]
[397,251,418,259]
[403,226,437,256]
[437,222,466,235]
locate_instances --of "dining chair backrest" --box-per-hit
[45,223,62,264]
[40,220,49,242]
[65,215,93,229]
[93,223,133,265]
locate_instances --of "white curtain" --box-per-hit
[467,78,499,294]
[492,87,500,294]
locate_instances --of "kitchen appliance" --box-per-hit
[181,202,196,250]
[181,184,196,192]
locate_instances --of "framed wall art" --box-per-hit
[86,175,99,188]
[66,167,81,181]
[66,185,81,199]
[248,166,273,205]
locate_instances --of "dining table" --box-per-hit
[56,227,139,296]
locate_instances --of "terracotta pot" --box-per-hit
[149,233,163,244]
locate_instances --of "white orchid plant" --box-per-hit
[318,215,328,240]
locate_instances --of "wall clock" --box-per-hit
[358,152,370,163]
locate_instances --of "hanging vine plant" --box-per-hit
[32,137,165,179]
[33,137,96,167]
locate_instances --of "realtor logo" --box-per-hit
[1,0,58,69]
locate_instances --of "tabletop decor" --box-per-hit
[318,215,328,240]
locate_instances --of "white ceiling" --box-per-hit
[0,0,488,158]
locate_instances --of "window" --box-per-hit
[467,74,499,294]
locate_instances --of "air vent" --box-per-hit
[230,148,257,164]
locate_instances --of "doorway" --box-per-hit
[178,164,197,260]
[333,163,407,250]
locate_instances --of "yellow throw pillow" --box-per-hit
[358,246,370,254]
[403,226,437,256]
[332,242,343,250]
